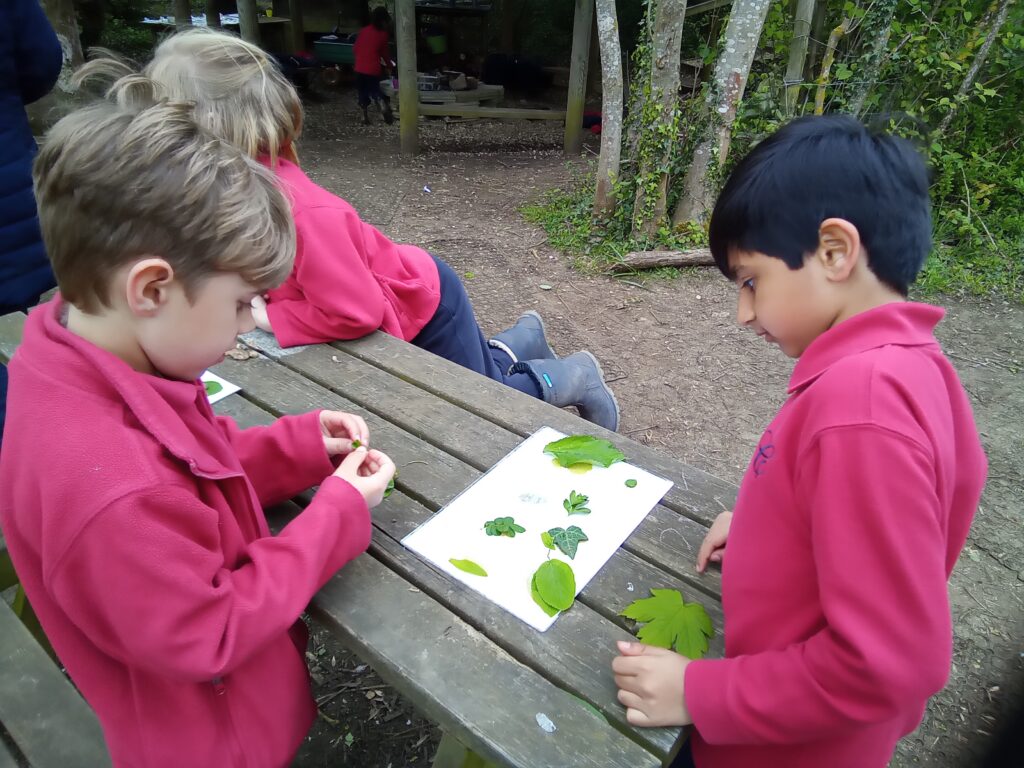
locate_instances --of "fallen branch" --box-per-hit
[608,248,715,272]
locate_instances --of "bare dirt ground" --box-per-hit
[293,86,1023,767]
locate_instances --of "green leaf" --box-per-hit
[531,574,559,616]
[204,380,223,396]
[547,526,589,560]
[351,439,362,449]
[625,479,638,488]
[544,435,625,469]
[563,490,592,516]
[384,476,395,498]
[540,531,555,550]
[449,558,488,577]
[534,560,576,611]
[620,589,714,659]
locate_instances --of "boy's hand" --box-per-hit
[612,641,693,727]
[696,511,733,573]
[250,295,273,333]
[319,410,370,457]
[333,447,395,508]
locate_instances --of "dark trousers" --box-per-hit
[411,256,541,398]
[670,738,696,768]
[356,72,387,108]
[0,364,7,452]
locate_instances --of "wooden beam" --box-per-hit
[173,0,192,26]
[287,0,304,51]
[205,0,221,27]
[564,0,594,155]
[418,104,566,120]
[396,0,418,155]
[237,0,260,45]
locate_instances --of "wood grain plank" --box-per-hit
[0,600,111,767]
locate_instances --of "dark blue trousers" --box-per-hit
[0,363,7,452]
[670,738,696,768]
[411,256,541,398]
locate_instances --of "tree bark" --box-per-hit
[206,0,222,27]
[564,0,595,155]
[27,0,83,130]
[631,0,687,239]
[845,0,898,116]
[671,0,772,227]
[238,0,260,44]
[784,0,816,114]
[174,0,192,27]
[813,16,851,115]
[593,0,624,219]
[938,0,1015,135]
[608,248,714,272]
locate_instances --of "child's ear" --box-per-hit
[125,258,176,316]
[815,218,862,283]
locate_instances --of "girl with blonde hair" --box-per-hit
[77,29,620,431]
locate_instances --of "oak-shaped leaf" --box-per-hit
[620,589,714,659]
[547,525,589,560]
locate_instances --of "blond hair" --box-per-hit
[75,28,302,165]
[34,87,295,314]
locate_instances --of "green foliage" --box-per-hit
[203,380,223,396]
[625,479,638,488]
[449,558,488,577]
[532,559,576,613]
[620,589,715,659]
[484,516,526,537]
[562,490,591,516]
[544,435,625,468]
[547,525,589,559]
[540,530,556,550]
[97,17,154,61]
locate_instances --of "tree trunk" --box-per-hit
[845,0,898,116]
[671,0,772,227]
[630,0,687,239]
[784,0,816,114]
[593,0,624,219]
[27,0,83,130]
[813,16,851,115]
[206,0,222,27]
[174,0,192,26]
[564,0,595,155]
[804,0,828,81]
[238,0,260,44]
[938,0,1015,135]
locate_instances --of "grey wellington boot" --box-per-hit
[510,352,620,432]
[488,311,558,369]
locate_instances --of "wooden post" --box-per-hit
[564,0,594,155]
[288,0,305,52]
[174,0,192,26]
[237,0,260,45]
[396,0,418,156]
[784,0,816,113]
[206,0,222,27]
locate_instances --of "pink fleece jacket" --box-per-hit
[685,302,986,768]
[264,158,441,348]
[0,299,372,767]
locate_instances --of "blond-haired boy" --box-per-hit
[0,96,394,767]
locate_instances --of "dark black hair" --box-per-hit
[371,7,391,29]
[707,115,932,296]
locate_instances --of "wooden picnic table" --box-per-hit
[0,311,736,768]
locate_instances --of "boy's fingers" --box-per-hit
[625,707,653,727]
[338,447,368,473]
[617,689,644,710]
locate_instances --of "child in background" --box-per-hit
[612,116,987,768]
[353,7,394,125]
[75,29,620,431]
[0,93,395,767]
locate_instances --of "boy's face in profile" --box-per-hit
[728,248,841,359]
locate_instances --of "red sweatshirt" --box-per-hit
[354,24,389,76]
[0,299,372,767]
[265,158,441,348]
[685,302,986,768]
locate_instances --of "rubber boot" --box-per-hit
[488,311,557,370]
[510,352,620,432]
[380,97,394,125]
[361,105,370,126]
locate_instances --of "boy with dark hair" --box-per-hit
[612,114,987,768]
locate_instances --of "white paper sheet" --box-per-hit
[200,371,241,404]
[402,427,673,631]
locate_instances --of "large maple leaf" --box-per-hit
[620,589,714,659]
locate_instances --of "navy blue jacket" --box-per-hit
[0,0,62,315]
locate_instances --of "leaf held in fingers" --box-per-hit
[449,558,488,577]
[534,559,576,611]
[620,589,714,659]
[544,435,625,469]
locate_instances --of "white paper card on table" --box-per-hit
[200,370,241,404]
[402,426,673,631]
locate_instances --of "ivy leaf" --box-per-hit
[547,525,589,560]
[449,558,488,577]
[534,559,576,611]
[620,589,714,659]
[544,435,625,469]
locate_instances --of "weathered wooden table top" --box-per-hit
[0,313,737,768]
